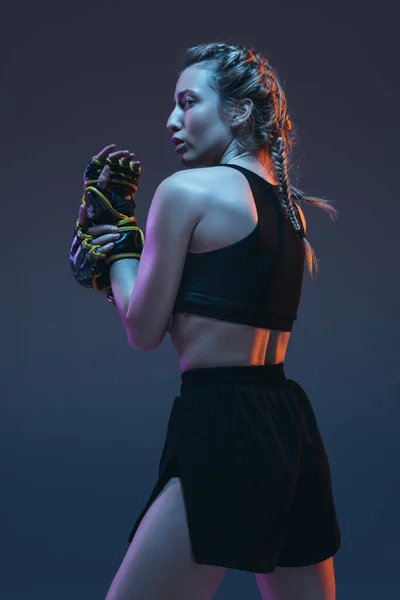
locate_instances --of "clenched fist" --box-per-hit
[68,144,145,304]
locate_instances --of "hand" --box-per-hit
[83,143,142,226]
[69,144,145,305]
[76,205,120,255]
[78,144,141,254]
[94,143,141,201]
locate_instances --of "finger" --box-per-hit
[88,232,120,245]
[102,243,114,252]
[95,144,117,162]
[78,203,89,227]
[121,152,139,165]
[119,152,136,164]
[87,224,119,236]
[97,164,110,190]
[92,242,115,255]
[132,156,141,168]
[108,150,132,161]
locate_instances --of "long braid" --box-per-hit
[258,58,302,234]
[270,130,318,277]
[261,56,319,278]
[270,132,302,233]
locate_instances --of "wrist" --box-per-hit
[109,258,139,318]
[105,226,145,265]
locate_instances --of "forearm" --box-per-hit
[110,258,140,324]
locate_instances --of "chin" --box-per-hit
[180,154,203,169]
[183,156,213,170]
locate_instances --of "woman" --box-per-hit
[70,42,341,599]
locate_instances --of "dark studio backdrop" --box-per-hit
[1,1,399,598]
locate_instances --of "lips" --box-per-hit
[175,142,187,153]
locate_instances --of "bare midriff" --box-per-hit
[169,162,305,374]
[170,312,291,373]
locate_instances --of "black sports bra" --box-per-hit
[171,164,305,331]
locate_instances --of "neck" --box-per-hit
[225,152,254,164]
[223,150,278,185]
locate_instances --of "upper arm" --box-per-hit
[125,171,204,351]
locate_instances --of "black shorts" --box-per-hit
[127,363,341,574]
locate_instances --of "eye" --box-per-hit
[183,98,194,108]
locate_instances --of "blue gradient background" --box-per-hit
[1,0,399,598]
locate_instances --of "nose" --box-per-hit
[166,106,182,132]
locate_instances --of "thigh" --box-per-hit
[105,477,228,600]
[255,558,336,600]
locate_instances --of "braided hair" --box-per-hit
[177,42,338,279]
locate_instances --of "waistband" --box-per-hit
[180,363,287,392]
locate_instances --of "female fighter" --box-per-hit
[69,42,341,600]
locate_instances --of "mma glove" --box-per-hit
[68,153,145,305]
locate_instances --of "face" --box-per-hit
[166,64,238,168]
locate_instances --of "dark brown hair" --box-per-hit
[178,42,338,278]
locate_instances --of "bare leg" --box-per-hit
[105,477,228,600]
[255,558,336,600]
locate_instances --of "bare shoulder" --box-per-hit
[168,169,307,235]
[161,168,215,199]
[162,168,232,215]
[167,166,243,198]
[167,167,222,186]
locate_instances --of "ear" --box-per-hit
[231,98,254,129]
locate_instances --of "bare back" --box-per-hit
[169,163,306,373]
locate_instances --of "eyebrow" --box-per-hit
[173,88,198,102]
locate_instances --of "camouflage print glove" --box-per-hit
[69,145,145,305]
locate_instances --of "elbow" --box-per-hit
[122,316,146,350]
[124,315,162,351]
[127,330,145,351]
[125,323,141,350]
[128,339,153,351]
[127,329,156,352]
